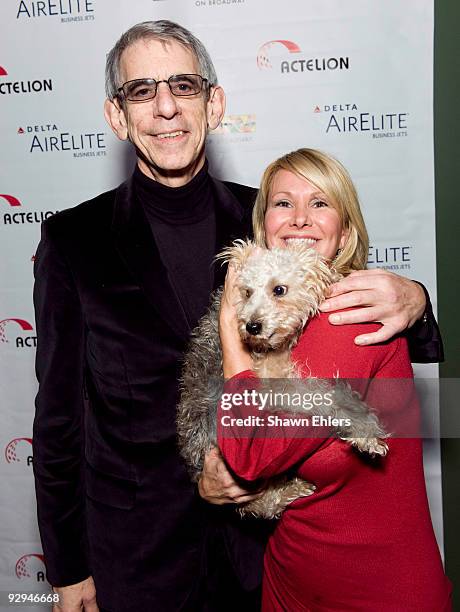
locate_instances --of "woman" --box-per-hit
[217,149,451,611]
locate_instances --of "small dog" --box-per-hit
[177,240,388,519]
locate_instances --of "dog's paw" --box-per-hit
[346,437,389,457]
[238,477,316,519]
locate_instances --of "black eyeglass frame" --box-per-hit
[116,74,210,102]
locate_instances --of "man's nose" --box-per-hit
[153,82,179,119]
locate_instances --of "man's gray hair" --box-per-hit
[105,20,218,100]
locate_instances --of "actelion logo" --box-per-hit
[17,0,95,22]
[0,64,53,95]
[257,40,349,74]
[5,438,33,465]
[1,195,58,225]
[0,318,36,348]
[15,554,46,581]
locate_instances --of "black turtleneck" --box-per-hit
[134,162,216,331]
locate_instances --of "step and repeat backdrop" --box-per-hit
[0,0,441,605]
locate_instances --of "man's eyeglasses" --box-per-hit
[117,74,209,102]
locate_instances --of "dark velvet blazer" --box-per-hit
[32,172,442,611]
[33,175,262,611]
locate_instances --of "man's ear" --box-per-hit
[104,98,129,141]
[206,85,226,131]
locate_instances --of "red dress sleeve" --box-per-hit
[218,369,329,481]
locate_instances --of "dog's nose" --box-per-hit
[246,321,262,336]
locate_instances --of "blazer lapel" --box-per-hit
[111,176,191,342]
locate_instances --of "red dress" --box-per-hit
[218,314,452,611]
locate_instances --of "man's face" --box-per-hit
[105,38,225,187]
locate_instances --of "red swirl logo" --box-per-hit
[257,40,301,69]
[5,438,33,463]
[0,318,33,344]
[0,66,7,76]
[15,554,45,579]
[0,194,21,207]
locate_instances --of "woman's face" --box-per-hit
[264,169,348,260]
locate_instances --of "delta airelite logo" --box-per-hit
[313,102,408,137]
[16,0,96,21]
[15,123,107,158]
[257,40,301,69]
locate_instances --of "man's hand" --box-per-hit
[320,269,426,346]
[198,447,264,505]
[52,576,99,612]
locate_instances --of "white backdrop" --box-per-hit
[0,0,440,606]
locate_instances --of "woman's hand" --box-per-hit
[219,264,253,378]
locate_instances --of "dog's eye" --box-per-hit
[244,288,252,298]
[273,285,288,296]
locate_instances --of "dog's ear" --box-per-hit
[297,249,338,314]
[216,239,261,271]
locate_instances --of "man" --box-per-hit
[33,20,442,612]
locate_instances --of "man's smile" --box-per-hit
[154,130,186,140]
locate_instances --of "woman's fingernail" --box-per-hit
[355,337,366,345]
[329,314,340,323]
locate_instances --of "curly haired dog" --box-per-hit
[177,240,388,519]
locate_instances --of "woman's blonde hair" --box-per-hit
[253,148,368,275]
